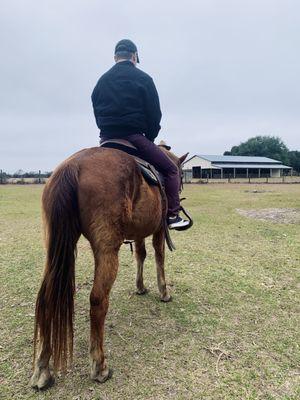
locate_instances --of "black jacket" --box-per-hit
[91,61,162,141]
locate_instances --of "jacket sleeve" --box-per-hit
[143,77,162,142]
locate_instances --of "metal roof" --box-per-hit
[197,155,282,164]
[212,163,291,169]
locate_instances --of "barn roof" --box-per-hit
[197,155,282,164]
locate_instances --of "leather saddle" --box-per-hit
[100,139,162,186]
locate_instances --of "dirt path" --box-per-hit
[236,208,300,224]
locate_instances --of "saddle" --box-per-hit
[100,138,175,251]
[100,139,162,186]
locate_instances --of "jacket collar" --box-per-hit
[115,60,135,67]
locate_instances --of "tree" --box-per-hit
[13,169,25,178]
[0,170,9,184]
[224,135,289,164]
[288,151,300,172]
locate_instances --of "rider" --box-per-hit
[91,39,190,230]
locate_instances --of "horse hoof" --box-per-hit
[136,287,149,295]
[160,293,172,302]
[91,368,113,384]
[30,368,55,391]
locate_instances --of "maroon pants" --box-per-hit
[102,134,180,216]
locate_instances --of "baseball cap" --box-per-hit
[115,39,140,63]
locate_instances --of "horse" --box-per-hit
[30,145,188,390]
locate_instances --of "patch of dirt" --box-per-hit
[244,190,273,193]
[236,208,300,224]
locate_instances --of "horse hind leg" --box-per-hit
[152,228,171,302]
[90,247,120,383]
[135,239,148,295]
[30,341,54,390]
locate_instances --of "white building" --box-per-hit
[183,155,292,181]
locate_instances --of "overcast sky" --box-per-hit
[1,0,299,172]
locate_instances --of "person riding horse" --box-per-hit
[91,39,191,230]
[30,40,193,391]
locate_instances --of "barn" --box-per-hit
[183,155,292,181]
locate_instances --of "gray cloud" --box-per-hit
[1,0,299,172]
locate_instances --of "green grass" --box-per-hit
[0,184,299,399]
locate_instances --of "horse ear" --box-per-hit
[179,152,189,164]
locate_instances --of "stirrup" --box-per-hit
[168,206,193,231]
[179,205,193,228]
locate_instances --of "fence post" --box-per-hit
[0,169,2,184]
[38,170,41,184]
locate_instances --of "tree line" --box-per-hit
[8,170,52,178]
[224,136,300,172]
[0,170,52,183]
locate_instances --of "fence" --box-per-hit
[187,176,300,184]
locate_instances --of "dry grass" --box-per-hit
[0,184,299,399]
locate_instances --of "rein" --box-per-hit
[148,164,176,252]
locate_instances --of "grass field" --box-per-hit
[0,184,299,400]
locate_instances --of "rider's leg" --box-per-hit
[124,134,181,217]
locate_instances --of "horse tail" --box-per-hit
[33,162,81,371]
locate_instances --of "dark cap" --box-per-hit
[115,39,140,63]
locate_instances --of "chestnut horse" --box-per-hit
[30,146,188,390]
